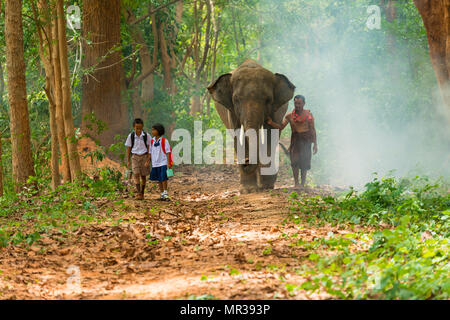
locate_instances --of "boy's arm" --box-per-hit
[145,141,151,166]
[125,134,132,168]
[126,147,132,168]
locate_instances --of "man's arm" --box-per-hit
[267,116,289,131]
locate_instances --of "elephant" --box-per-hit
[207,59,296,193]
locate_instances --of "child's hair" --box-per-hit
[133,118,144,126]
[152,123,165,136]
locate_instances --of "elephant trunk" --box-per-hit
[238,108,266,174]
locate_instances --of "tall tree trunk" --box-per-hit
[0,59,3,196]
[159,20,174,93]
[52,16,71,183]
[0,132,3,197]
[190,0,211,116]
[380,0,397,22]
[381,1,399,80]
[5,0,35,190]
[231,7,240,55]
[127,10,159,117]
[131,89,142,119]
[206,0,219,116]
[81,0,128,147]
[0,59,4,99]
[56,0,81,179]
[46,77,60,190]
[33,0,61,189]
[414,0,450,109]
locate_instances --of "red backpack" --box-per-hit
[151,137,174,167]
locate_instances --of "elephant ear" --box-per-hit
[207,74,233,109]
[273,73,296,110]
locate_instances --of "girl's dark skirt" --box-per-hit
[150,165,168,182]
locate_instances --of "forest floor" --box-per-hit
[0,164,376,300]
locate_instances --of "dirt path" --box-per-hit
[0,165,343,300]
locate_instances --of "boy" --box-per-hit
[147,123,173,200]
[125,118,151,200]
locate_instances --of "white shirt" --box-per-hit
[124,131,150,155]
[150,137,171,168]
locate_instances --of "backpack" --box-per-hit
[131,131,148,152]
[151,137,174,167]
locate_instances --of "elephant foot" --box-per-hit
[260,183,275,190]
[240,185,260,194]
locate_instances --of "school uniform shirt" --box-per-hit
[150,137,171,168]
[124,132,150,155]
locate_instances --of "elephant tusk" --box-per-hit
[260,125,265,145]
[240,124,245,146]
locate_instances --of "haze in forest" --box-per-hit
[253,0,450,188]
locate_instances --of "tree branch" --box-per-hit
[130,0,184,25]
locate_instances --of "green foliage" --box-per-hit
[0,167,126,248]
[184,294,216,300]
[288,175,450,299]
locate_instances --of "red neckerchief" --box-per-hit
[291,109,310,122]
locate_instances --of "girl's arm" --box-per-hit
[167,152,173,168]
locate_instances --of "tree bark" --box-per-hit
[380,0,397,22]
[45,77,60,190]
[127,10,159,117]
[139,14,158,104]
[4,0,35,190]
[56,0,81,179]
[51,13,71,183]
[414,0,450,109]
[0,133,3,197]
[0,58,4,99]
[206,0,219,116]
[81,0,128,147]
[190,0,211,116]
[159,20,175,93]
[33,0,61,189]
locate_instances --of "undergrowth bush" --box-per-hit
[0,167,126,248]
[287,175,450,299]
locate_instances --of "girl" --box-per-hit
[147,123,173,200]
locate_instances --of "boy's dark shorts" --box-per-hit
[150,165,168,182]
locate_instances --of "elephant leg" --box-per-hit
[259,170,277,190]
[239,166,259,194]
[257,127,278,190]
